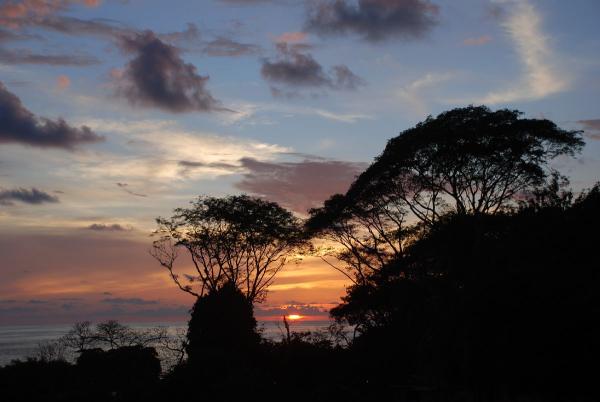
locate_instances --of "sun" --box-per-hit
[287,314,303,321]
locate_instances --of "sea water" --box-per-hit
[0,320,332,367]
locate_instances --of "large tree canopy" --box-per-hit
[152,195,306,303]
[307,106,584,283]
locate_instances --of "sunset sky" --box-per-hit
[1,0,599,325]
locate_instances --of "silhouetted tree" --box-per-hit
[330,184,600,399]
[77,345,161,401]
[152,194,306,303]
[186,282,260,363]
[308,106,584,283]
[61,321,96,353]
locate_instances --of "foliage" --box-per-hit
[331,185,600,396]
[186,282,260,364]
[152,194,306,302]
[308,106,584,283]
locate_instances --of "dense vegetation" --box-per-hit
[1,106,598,402]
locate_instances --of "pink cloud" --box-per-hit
[0,0,101,23]
[235,157,367,214]
[463,35,492,46]
[275,31,308,44]
[56,74,70,90]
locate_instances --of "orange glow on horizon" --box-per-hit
[287,314,303,320]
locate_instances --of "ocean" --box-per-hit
[0,320,333,367]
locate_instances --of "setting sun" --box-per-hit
[287,314,303,321]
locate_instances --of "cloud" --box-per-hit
[275,32,308,44]
[463,35,492,46]
[0,81,104,149]
[312,109,371,123]
[116,182,147,197]
[218,0,273,4]
[158,22,201,44]
[202,37,260,57]
[0,187,59,206]
[261,43,363,94]
[578,119,600,140]
[101,297,158,305]
[0,47,98,65]
[161,24,259,57]
[87,223,132,231]
[255,302,330,318]
[31,15,130,37]
[68,118,289,183]
[235,157,367,213]
[175,154,366,213]
[397,71,454,115]
[56,74,70,90]
[0,0,101,25]
[478,0,568,104]
[115,31,225,113]
[305,0,439,42]
[0,27,37,42]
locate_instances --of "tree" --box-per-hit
[61,320,168,353]
[186,282,260,363]
[61,321,95,354]
[151,195,306,303]
[308,106,584,283]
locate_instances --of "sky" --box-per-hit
[1,0,599,325]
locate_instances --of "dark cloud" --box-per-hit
[261,43,363,93]
[0,47,98,65]
[331,65,364,89]
[115,31,225,113]
[305,0,440,42]
[87,223,132,232]
[235,157,366,214]
[101,298,158,305]
[578,119,600,140]
[202,37,260,57]
[0,187,59,206]
[0,81,104,149]
[116,182,147,197]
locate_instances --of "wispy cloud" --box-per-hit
[397,72,454,115]
[67,119,290,182]
[578,119,600,140]
[479,0,568,104]
[463,35,492,46]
